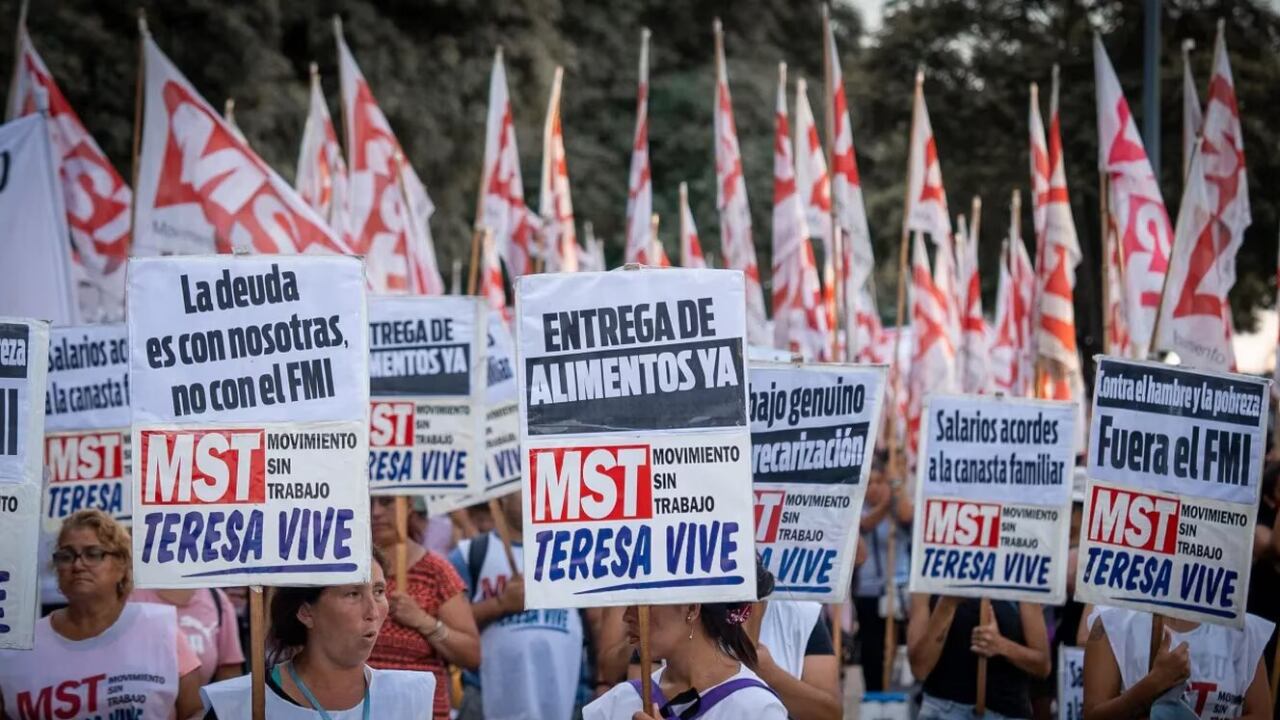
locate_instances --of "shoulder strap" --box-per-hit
[689,678,776,718]
[627,679,672,716]
[209,587,223,631]
[467,532,490,595]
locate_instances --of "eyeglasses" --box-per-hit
[52,547,117,567]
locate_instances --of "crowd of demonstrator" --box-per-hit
[0,453,1276,719]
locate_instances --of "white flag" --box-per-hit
[539,68,578,274]
[478,49,538,278]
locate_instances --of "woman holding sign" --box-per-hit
[0,510,204,720]
[201,548,435,718]
[1082,609,1274,720]
[584,564,787,720]
[907,595,1051,720]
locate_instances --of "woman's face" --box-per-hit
[865,467,888,506]
[369,496,400,547]
[623,603,696,659]
[302,562,390,667]
[54,527,126,604]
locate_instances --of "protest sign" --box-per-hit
[908,394,1076,605]
[1075,357,1268,628]
[367,296,485,497]
[0,317,50,649]
[749,361,887,601]
[1057,646,1085,720]
[424,313,523,515]
[43,324,132,528]
[128,256,370,588]
[516,268,755,608]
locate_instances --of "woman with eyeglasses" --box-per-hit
[584,562,787,720]
[0,509,203,719]
[367,495,481,719]
[200,547,434,718]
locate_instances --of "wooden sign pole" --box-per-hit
[249,585,267,720]
[394,496,409,590]
[639,606,654,717]
[488,496,521,576]
[129,10,147,240]
[974,597,993,716]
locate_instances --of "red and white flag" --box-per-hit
[133,33,349,259]
[1155,26,1246,372]
[793,78,839,359]
[8,24,130,320]
[539,67,578,274]
[905,73,951,244]
[713,20,769,344]
[295,64,350,243]
[990,211,1035,396]
[624,29,655,265]
[1094,36,1172,358]
[1182,40,1204,183]
[579,223,607,273]
[907,234,957,468]
[1030,70,1084,395]
[678,182,706,269]
[852,286,885,365]
[478,48,538,278]
[337,23,443,294]
[956,216,989,393]
[770,64,827,360]
[478,230,510,324]
[826,19,876,307]
[1103,224,1133,358]
[933,228,962,366]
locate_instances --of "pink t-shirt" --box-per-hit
[132,588,246,684]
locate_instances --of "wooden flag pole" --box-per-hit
[467,227,487,296]
[129,9,147,241]
[249,585,267,720]
[6,0,30,119]
[650,213,661,263]
[821,4,846,361]
[679,183,691,267]
[488,496,521,577]
[394,496,409,590]
[974,597,993,716]
[1100,171,1113,355]
[639,605,655,717]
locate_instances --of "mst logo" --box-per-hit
[1087,486,1179,554]
[924,499,1002,548]
[140,429,265,505]
[529,444,652,524]
[370,401,414,447]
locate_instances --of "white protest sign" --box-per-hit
[1057,646,1085,720]
[1075,357,1268,628]
[750,362,886,602]
[43,324,132,528]
[517,268,755,608]
[909,394,1076,604]
[128,256,370,588]
[0,318,50,649]
[367,296,485,498]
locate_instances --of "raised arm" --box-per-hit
[1082,621,1188,720]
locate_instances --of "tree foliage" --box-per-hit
[3,0,1279,366]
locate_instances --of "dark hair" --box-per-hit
[1263,461,1280,504]
[698,556,776,669]
[268,546,389,657]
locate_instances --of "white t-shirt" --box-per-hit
[457,533,584,720]
[1096,607,1274,720]
[758,600,822,679]
[583,665,787,720]
[201,666,433,719]
[0,602,190,720]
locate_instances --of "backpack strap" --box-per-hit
[467,532,490,596]
[688,678,776,718]
[209,587,223,631]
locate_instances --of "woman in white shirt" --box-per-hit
[1083,607,1274,720]
[585,563,787,720]
[201,548,434,719]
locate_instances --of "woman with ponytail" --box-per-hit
[583,562,787,719]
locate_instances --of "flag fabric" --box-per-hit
[852,286,885,365]
[1155,26,1246,372]
[296,64,350,243]
[133,33,349,259]
[770,64,828,360]
[478,49,538,278]
[826,21,876,307]
[793,78,839,359]
[580,225,607,272]
[678,183,706,269]
[8,25,129,321]
[478,230,510,324]
[991,215,1036,396]
[1031,70,1084,395]
[624,29,655,265]
[932,227,962,367]
[956,218,989,393]
[1094,36,1173,358]
[1103,223,1133,358]
[907,234,957,469]
[1182,40,1204,183]
[539,68,578,274]
[713,20,770,344]
[905,75,951,244]
[337,25,443,294]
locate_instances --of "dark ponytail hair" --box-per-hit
[698,556,776,669]
[268,546,389,661]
